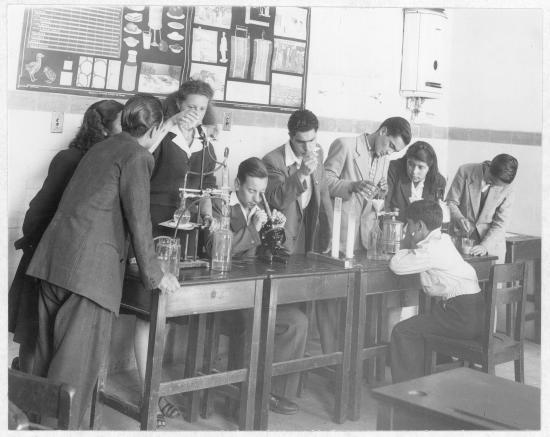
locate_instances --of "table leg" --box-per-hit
[349,270,364,421]
[140,289,167,430]
[239,286,262,430]
[334,272,354,423]
[200,313,219,419]
[363,294,378,384]
[184,314,207,423]
[254,276,277,430]
[375,294,388,382]
[376,402,394,430]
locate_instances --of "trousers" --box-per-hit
[33,281,114,427]
[222,303,308,399]
[390,292,485,383]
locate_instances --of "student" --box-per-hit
[262,110,337,358]
[262,109,332,255]
[446,154,518,262]
[389,200,484,383]
[206,157,307,415]
[26,94,181,427]
[324,116,411,251]
[385,141,446,220]
[150,79,218,235]
[9,99,124,374]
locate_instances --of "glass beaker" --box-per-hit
[460,237,474,256]
[154,236,181,277]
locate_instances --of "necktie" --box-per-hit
[479,185,491,215]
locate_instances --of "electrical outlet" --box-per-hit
[222,112,232,131]
[50,112,64,133]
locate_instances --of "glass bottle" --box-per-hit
[211,214,233,272]
[121,50,137,91]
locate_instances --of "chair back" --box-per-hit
[8,368,77,429]
[483,262,528,355]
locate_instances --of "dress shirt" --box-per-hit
[409,179,425,203]
[284,141,312,209]
[389,228,480,299]
[229,192,259,225]
[365,135,391,185]
[168,127,203,158]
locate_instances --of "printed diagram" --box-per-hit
[272,39,305,74]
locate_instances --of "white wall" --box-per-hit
[448,9,542,132]
[446,9,542,236]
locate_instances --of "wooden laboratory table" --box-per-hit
[372,367,540,430]
[505,233,541,343]
[92,256,360,431]
[92,261,267,430]
[251,255,359,429]
[348,254,498,421]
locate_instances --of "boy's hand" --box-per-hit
[470,245,488,256]
[158,273,180,294]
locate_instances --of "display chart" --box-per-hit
[17,5,310,112]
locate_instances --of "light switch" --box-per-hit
[51,112,64,133]
[222,112,232,131]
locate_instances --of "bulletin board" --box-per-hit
[17,5,310,113]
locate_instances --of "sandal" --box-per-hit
[157,413,166,428]
[158,396,180,418]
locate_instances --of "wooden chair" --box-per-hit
[8,368,77,430]
[424,262,528,382]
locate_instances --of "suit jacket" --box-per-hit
[324,134,391,251]
[27,132,163,314]
[446,162,514,262]
[206,198,262,258]
[385,157,447,221]
[263,144,332,255]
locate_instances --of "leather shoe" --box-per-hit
[269,393,298,415]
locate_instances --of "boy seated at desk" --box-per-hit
[206,157,308,416]
[388,200,485,383]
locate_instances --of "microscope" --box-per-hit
[257,193,289,264]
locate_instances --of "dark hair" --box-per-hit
[489,154,518,184]
[69,100,124,152]
[288,109,319,136]
[121,94,164,138]
[404,199,443,231]
[404,141,441,187]
[175,79,214,104]
[237,157,268,183]
[378,117,412,146]
[163,79,217,122]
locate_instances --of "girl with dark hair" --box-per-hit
[9,99,123,374]
[385,141,446,221]
[25,93,180,428]
[150,79,219,236]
